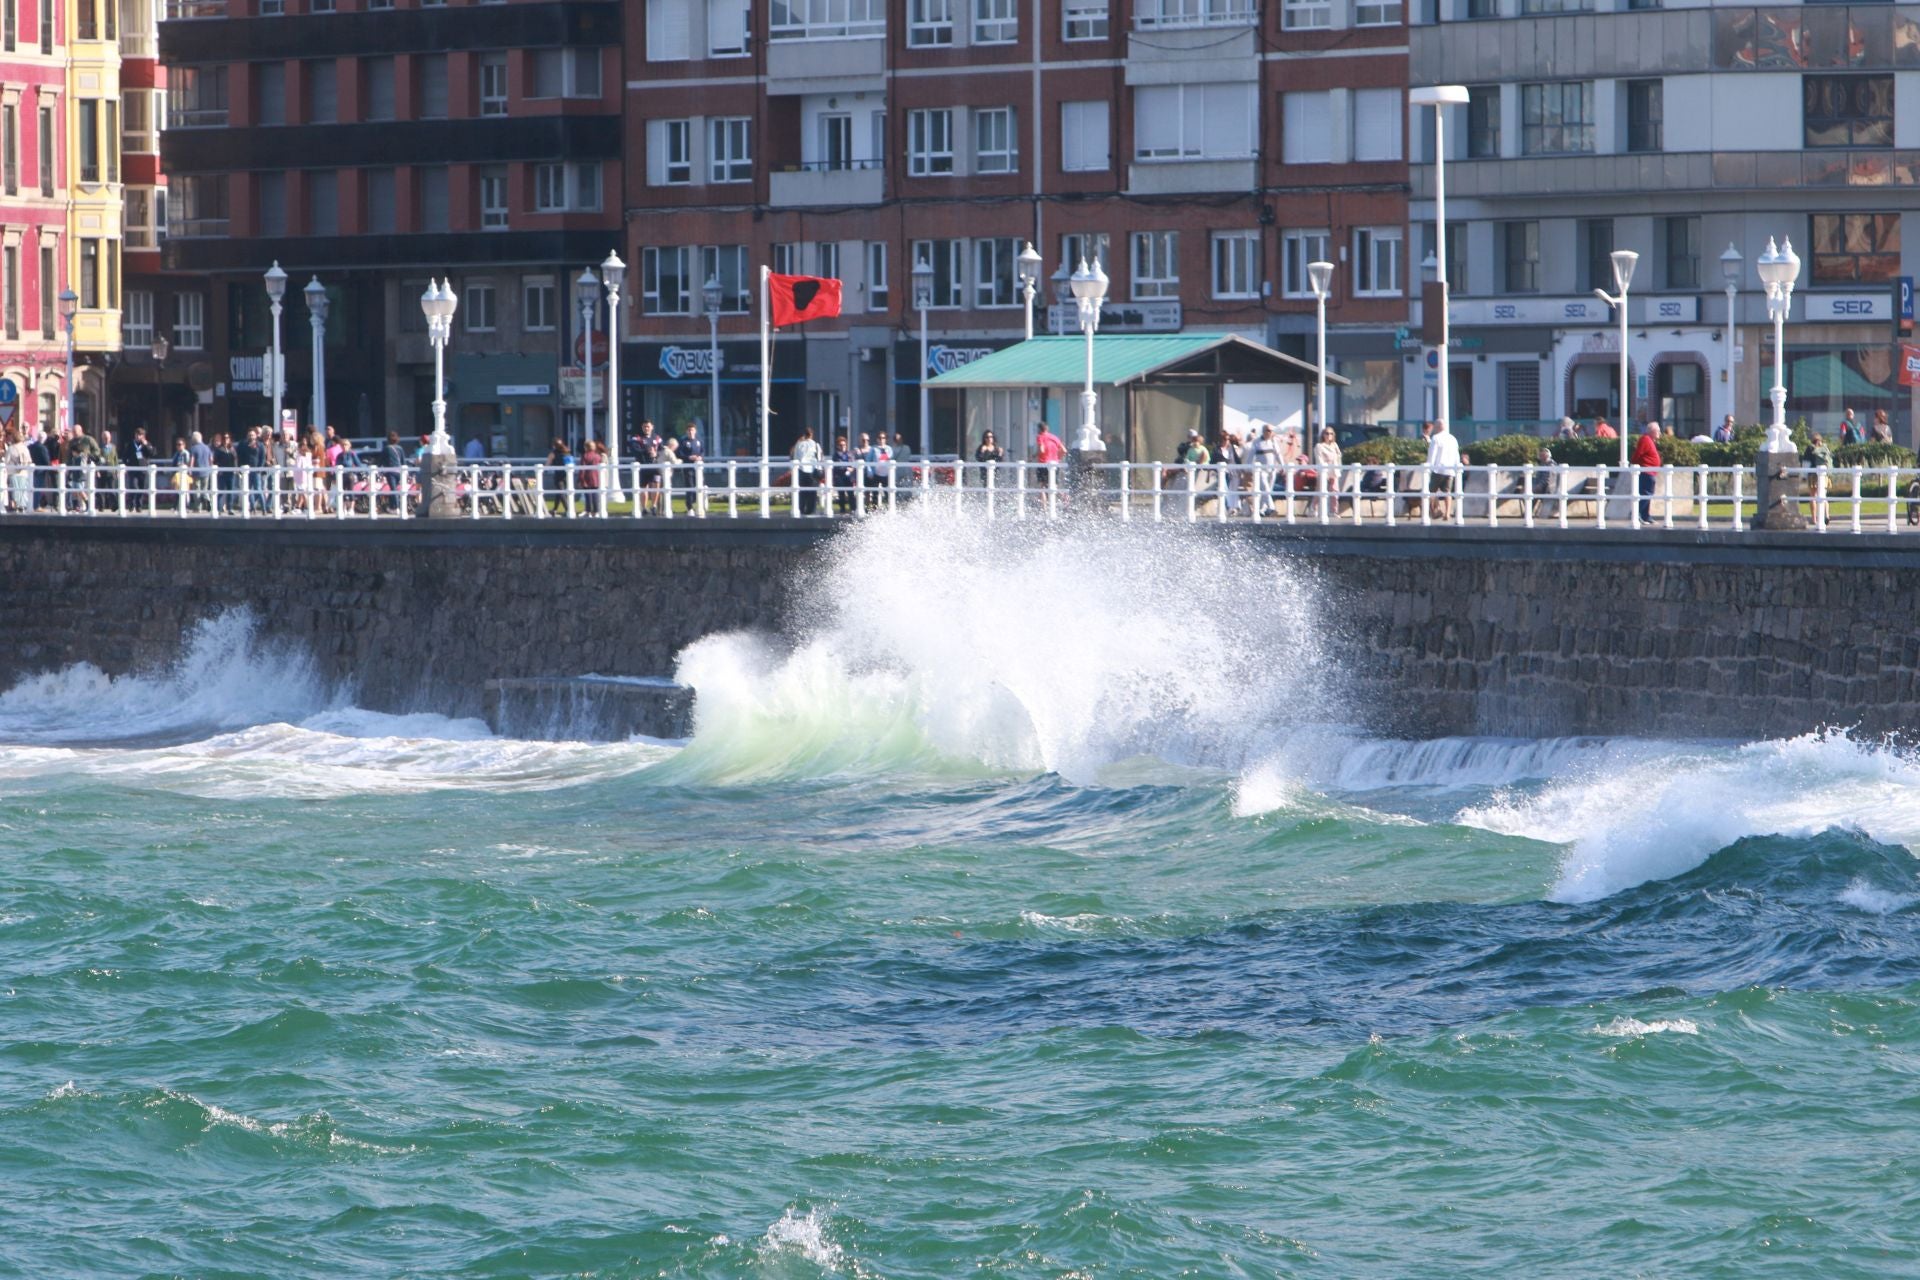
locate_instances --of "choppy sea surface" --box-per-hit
[4,512,1919,1277]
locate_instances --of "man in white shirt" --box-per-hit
[1424,419,1461,521]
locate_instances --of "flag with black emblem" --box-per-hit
[767,274,843,327]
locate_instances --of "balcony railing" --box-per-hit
[793,158,883,172]
[1134,0,1256,28]
[169,216,229,238]
[168,108,228,129]
[164,0,226,18]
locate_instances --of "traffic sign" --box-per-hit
[0,377,19,405]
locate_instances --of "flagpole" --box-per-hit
[759,265,772,486]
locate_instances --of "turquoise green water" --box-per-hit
[5,517,1920,1276]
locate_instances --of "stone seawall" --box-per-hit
[0,516,1913,740]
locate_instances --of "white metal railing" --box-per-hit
[5,457,1916,533]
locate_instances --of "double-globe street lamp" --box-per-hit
[420,279,457,454]
[1756,235,1801,454]
[1306,260,1334,439]
[1592,248,1639,468]
[1070,256,1108,456]
[575,267,599,455]
[305,275,329,436]
[263,262,286,435]
[1017,241,1042,341]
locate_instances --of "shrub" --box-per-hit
[1346,436,1427,465]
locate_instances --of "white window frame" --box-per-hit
[908,0,952,45]
[123,288,154,348]
[464,279,497,332]
[866,240,888,310]
[816,241,840,279]
[1062,232,1109,273]
[910,238,965,308]
[1136,0,1254,29]
[1133,83,1254,162]
[1281,0,1329,29]
[479,54,508,116]
[642,245,692,315]
[1354,0,1401,24]
[709,117,751,183]
[768,0,885,41]
[772,242,800,275]
[479,166,509,230]
[1211,231,1260,300]
[708,0,750,56]
[655,118,693,185]
[1063,0,1106,38]
[533,162,600,212]
[647,0,692,60]
[907,108,954,177]
[173,291,205,349]
[523,274,557,331]
[1131,230,1179,300]
[1060,99,1109,173]
[973,0,1015,43]
[974,237,1019,307]
[973,106,1016,174]
[1352,226,1403,297]
[1281,229,1329,298]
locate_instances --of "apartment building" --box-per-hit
[157,0,624,452]
[626,0,1410,460]
[1411,2,1917,441]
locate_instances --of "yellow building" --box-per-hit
[66,0,119,364]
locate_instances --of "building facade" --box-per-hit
[1411,1,1919,443]
[157,0,624,452]
[625,0,1411,461]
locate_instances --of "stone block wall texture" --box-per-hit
[0,517,1914,740]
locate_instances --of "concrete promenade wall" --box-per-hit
[0,516,1914,739]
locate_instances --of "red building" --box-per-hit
[0,0,76,438]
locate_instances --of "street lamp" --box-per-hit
[1409,84,1469,437]
[151,334,169,445]
[702,275,722,449]
[912,252,934,457]
[59,288,76,436]
[575,267,598,451]
[304,275,329,438]
[1720,242,1743,416]
[1757,235,1800,454]
[1592,248,1639,467]
[1307,260,1334,440]
[1017,241,1042,341]
[1069,256,1108,454]
[600,251,627,501]
[263,261,286,436]
[420,279,457,455]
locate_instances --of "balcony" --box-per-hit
[1133,0,1254,29]
[768,0,883,41]
[770,160,883,206]
[1411,149,1920,200]
[766,30,885,93]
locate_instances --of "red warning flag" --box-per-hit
[768,273,843,327]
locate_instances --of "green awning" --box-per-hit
[926,333,1341,389]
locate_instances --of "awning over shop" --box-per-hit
[926,334,1348,389]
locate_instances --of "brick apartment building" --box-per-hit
[625,0,1411,460]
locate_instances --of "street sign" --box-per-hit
[0,377,19,405]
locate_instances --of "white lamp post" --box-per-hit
[263,261,286,435]
[911,252,934,457]
[1307,260,1334,438]
[1720,242,1743,420]
[1592,248,1639,467]
[1069,256,1108,453]
[702,275,722,447]
[419,279,457,455]
[1409,84,1469,436]
[1757,235,1800,454]
[1017,240,1042,341]
[575,267,598,450]
[600,251,626,501]
[304,275,329,437]
[59,288,77,436]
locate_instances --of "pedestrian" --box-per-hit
[580,437,604,515]
[1712,414,1734,445]
[188,430,215,512]
[1034,420,1067,491]
[891,432,913,495]
[791,426,823,515]
[1556,416,1577,439]
[213,431,238,514]
[1871,409,1894,444]
[2,427,28,512]
[860,431,892,510]
[1528,445,1558,520]
[1217,430,1247,515]
[632,421,665,514]
[1314,426,1345,514]
[1594,416,1618,440]
[1804,431,1833,526]
[544,437,574,515]
[831,433,855,513]
[1631,420,1663,523]
[1840,408,1862,445]
[973,430,1005,492]
[1248,424,1280,515]
[1423,419,1461,520]
[679,424,706,513]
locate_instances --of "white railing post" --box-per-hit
[1851,465,1863,534]
[1521,463,1535,530]
[1731,466,1744,532]
[1282,463,1296,525]
[760,460,771,520]
[985,460,997,522]
[1598,466,1610,530]
[55,464,66,515]
[1119,462,1131,521]
[1487,465,1501,529]
[1889,466,1901,534]
[1661,467,1674,529]
[853,463,865,519]
[1419,467,1431,527]
[727,459,740,518]
[1384,463,1397,528]
[1697,465,1709,531]
[1814,468,1828,532]
[565,462,578,518]
[1184,462,1197,523]
[115,464,127,518]
[1015,462,1026,522]
[1557,464,1569,529]
[1216,464,1229,523]
[1150,461,1163,522]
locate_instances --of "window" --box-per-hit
[1353,227,1402,297]
[908,0,952,44]
[257,171,287,234]
[1281,0,1328,30]
[79,102,100,185]
[700,244,750,312]
[479,53,508,117]
[306,59,337,124]
[170,66,228,128]
[642,246,691,314]
[708,0,749,55]
[641,119,691,186]
[1281,229,1329,297]
[1810,212,1900,284]
[36,106,50,195]
[306,170,337,235]
[1467,86,1499,159]
[772,241,800,275]
[1061,100,1109,173]
[532,48,601,99]
[2,0,12,50]
[1582,218,1613,292]
[1662,216,1699,290]
[1352,88,1402,162]
[1062,231,1109,272]
[908,109,953,176]
[816,113,854,170]
[364,56,396,121]
[768,0,884,39]
[126,188,155,248]
[124,289,154,348]
[1520,0,1587,11]
[910,239,965,308]
[38,244,51,335]
[1139,0,1254,25]
[254,62,285,126]
[37,0,48,53]
[1283,91,1331,164]
[866,240,888,309]
[1503,220,1540,293]
[974,107,1016,174]
[648,0,690,59]
[173,174,228,237]
[975,237,1019,307]
[816,241,839,279]
[1212,231,1259,300]
[478,165,508,229]
[123,90,153,157]
[78,0,95,38]
[1063,0,1105,37]
[365,167,396,234]
[1520,81,1593,155]
[1133,83,1253,160]
[4,247,16,340]
[417,54,448,119]
[533,164,599,213]
[419,166,449,232]
[974,0,1014,42]
[1804,75,1893,149]
[104,100,118,184]
[2,106,14,196]
[1131,230,1178,300]
[523,275,556,330]
[709,117,750,182]
[1354,0,1400,24]
[464,280,496,332]
[1626,79,1662,153]
[174,292,205,349]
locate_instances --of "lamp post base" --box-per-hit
[422,452,463,519]
[1756,449,1807,531]
[1071,447,1108,508]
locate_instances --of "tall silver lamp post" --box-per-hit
[600,251,626,501]
[703,275,722,447]
[1307,260,1334,437]
[1592,248,1639,467]
[1409,84,1469,436]
[1069,257,1107,454]
[1757,236,1800,453]
[263,261,286,435]
[304,275,328,436]
[911,252,933,457]
[59,288,77,436]
[1720,242,1743,420]
[1017,241,1042,341]
[575,267,598,451]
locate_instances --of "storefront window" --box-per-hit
[1768,343,1902,436]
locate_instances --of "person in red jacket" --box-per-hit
[1631,421,1663,523]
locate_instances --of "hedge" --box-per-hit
[1351,424,1915,474]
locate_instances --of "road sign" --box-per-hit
[0,377,18,405]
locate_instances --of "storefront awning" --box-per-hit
[926,334,1345,390]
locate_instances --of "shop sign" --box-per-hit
[229,353,284,395]
[927,344,994,378]
[496,384,551,397]
[1899,344,1920,388]
[1450,297,1610,326]
[1047,300,1182,334]
[659,346,726,379]
[1804,293,1892,322]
